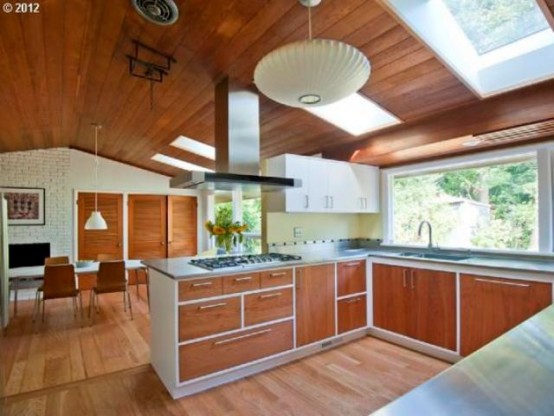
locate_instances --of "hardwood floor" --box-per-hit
[1,288,449,415]
[1,287,150,397]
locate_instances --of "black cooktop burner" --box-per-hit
[190,253,302,271]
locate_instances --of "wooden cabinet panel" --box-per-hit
[337,260,366,297]
[296,264,336,347]
[338,295,367,334]
[179,277,223,301]
[78,193,123,261]
[244,288,293,326]
[179,321,293,381]
[168,195,197,258]
[128,195,167,260]
[412,268,456,350]
[373,264,456,350]
[222,272,261,294]
[179,297,241,342]
[260,268,293,288]
[372,263,412,338]
[461,274,552,356]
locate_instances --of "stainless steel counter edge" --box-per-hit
[142,248,554,280]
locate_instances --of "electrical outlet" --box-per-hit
[293,227,302,238]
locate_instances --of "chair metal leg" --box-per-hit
[41,297,46,323]
[78,292,84,326]
[90,292,96,325]
[72,297,77,318]
[127,290,133,320]
[88,290,93,318]
[123,291,127,312]
[32,291,39,323]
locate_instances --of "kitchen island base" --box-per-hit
[148,266,368,399]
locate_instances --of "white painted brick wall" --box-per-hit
[0,148,72,258]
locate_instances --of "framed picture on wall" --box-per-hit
[0,187,45,226]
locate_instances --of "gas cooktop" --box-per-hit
[189,253,302,271]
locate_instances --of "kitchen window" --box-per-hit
[386,150,546,252]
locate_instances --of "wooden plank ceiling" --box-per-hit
[0,0,552,174]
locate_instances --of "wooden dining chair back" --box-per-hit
[33,264,83,328]
[44,256,70,265]
[90,261,133,323]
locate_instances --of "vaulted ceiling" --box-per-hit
[1,0,554,176]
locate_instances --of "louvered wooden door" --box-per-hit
[78,193,123,260]
[128,195,167,260]
[168,195,197,257]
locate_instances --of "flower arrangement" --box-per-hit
[204,220,248,254]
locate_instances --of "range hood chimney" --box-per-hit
[170,77,300,191]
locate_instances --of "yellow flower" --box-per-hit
[213,225,226,235]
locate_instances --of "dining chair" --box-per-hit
[44,256,70,265]
[89,260,133,324]
[33,264,82,328]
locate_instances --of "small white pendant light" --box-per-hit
[254,0,370,108]
[85,123,108,230]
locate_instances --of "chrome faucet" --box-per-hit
[418,220,433,249]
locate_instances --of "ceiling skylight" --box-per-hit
[151,154,213,172]
[442,0,549,55]
[382,0,554,97]
[170,135,215,160]
[304,93,400,136]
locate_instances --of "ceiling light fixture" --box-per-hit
[84,124,108,231]
[253,0,370,108]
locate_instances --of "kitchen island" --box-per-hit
[145,253,369,398]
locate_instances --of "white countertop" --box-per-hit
[9,259,145,279]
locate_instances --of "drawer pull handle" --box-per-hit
[475,278,530,288]
[198,302,227,310]
[269,272,286,277]
[345,297,362,304]
[259,292,282,299]
[234,276,253,282]
[214,329,272,346]
[344,262,360,267]
[191,282,213,287]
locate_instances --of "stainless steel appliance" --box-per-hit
[189,253,302,271]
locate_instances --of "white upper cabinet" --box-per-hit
[265,154,379,214]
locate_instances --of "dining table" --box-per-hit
[8,260,146,316]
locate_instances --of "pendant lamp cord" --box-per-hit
[308,1,312,40]
[93,124,101,212]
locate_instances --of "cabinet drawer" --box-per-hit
[338,295,367,334]
[260,268,293,288]
[179,297,241,342]
[337,260,366,297]
[179,277,222,301]
[244,288,293,326]
[179,320,293,381]
[223,272,260,294]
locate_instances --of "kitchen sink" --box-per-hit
[398,252,470,261]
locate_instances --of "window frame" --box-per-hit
[381,142,554,254]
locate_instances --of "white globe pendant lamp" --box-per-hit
[254,0,371,108]
[85,124,108,231]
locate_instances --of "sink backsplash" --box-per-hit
[267,238,381,257]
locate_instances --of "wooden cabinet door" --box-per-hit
[128,195,167,260]
[168,195,197,257]
[460,274,552,356]
[372,263,412,338]
[78,193,123,260]
[337,259,366,297]
[296,264,336,346]
[412,268,456,350]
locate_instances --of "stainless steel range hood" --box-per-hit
[170,77,301,192]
